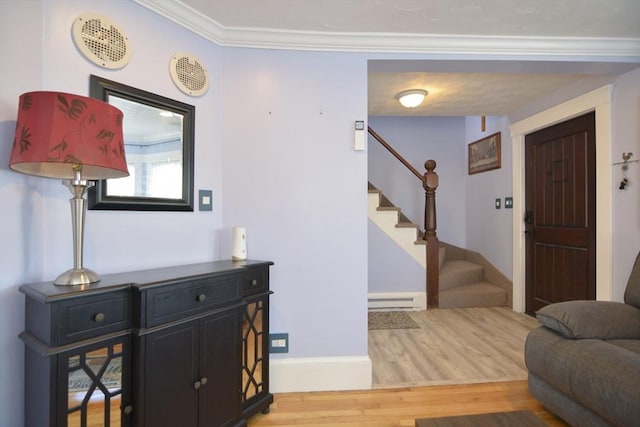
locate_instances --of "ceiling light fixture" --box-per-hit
[396,89,428,108]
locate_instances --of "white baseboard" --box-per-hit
[269,355,372,393]
[368,292,427,311]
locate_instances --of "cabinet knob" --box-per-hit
[196,294,206,302]
[93,312,106,323]
[201,377,208,385]
[251,279,258,286]
[194,380,201,390]
[122,405,133,415]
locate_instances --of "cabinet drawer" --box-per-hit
[243,267,268,296]
[57,291,130,345]
[146,275,240,327]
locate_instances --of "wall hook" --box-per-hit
[620,178,629,190]
[614,153,638,190]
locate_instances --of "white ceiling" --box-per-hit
[178,0,640,38]
[135,0,640,116]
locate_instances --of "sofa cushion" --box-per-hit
[606,338,640,356]
[525,327,640,427]
[625,251,640,308]
[536,301,640,339]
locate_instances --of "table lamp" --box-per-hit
[9,91,128,286]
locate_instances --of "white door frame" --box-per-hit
[510,85,613,312]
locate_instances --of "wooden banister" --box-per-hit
[368,126,440,309]
[368,127,422,180]
[423,160,439,309]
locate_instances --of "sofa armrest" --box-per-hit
[536,301,640,339]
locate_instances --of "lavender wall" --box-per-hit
[220,48,369,358]
[0,1,224,424]
[0,4,43,425]
[611,67,640,300]
[464,116,513,278]
[368,222,424,292]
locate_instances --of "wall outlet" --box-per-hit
[495,198,501,209]
[269,333,289,353]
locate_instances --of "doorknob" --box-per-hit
[524,210,533,235]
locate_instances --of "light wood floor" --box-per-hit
[248,380,568,426]
[249,307,569,426]
[370,307,540,388]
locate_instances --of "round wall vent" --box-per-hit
[170,53,209,97]
[72,13,131,69]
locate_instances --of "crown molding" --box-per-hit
[133,0,640,59]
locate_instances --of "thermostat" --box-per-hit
[354,120,365,151]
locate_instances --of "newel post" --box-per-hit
[423,160,439,309]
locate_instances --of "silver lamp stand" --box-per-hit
[54,168,100,286]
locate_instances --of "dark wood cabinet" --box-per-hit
[20,260,273,427]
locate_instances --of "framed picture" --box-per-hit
[468,132,501,175]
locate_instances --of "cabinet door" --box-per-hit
[241,295,272,416]
[199,308,242,427]
[144,322,199,427]
[61,336,131,427]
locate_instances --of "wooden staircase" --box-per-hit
[368,183,511,309]
[439,242,511,308]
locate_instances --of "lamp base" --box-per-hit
[54,268,101,286]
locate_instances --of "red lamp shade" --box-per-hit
[9,91,128,180]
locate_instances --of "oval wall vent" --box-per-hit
[170,53,209,97]
[72,13,131,69]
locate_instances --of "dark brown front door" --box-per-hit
[524,112,596,315]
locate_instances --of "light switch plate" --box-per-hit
[505,197,513,209]
[199,189,213,211]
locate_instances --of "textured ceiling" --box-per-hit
[140,0,640,116]
[180,0,640,38]
[368,72,594,116]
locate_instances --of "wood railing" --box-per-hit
[368,127,440,309]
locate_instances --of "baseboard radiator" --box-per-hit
[367,292,426,311]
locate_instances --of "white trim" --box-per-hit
[132,0,640,58]
[367,292,427,311]
[269,356,372,393]
[510,86,613,312]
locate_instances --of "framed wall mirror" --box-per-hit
[88,75,195,211]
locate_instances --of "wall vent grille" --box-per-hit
[72,13,131,69]
[170,53,209,97]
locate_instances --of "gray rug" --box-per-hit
[415,411,546,427]
[368,311,420,330]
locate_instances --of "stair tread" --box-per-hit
[440,259,483,273]
[377,206,400,212]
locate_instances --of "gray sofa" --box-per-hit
[525,253,640,426]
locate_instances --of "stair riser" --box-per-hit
[440,267,484,290]
[439,290,508,308]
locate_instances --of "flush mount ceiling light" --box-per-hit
[396,89,428,108]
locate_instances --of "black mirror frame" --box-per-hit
[88,75,195,211]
